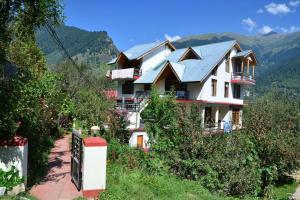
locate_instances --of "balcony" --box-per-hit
[106,68,142,80]
[161,91,190,100]
[231,72,255,85]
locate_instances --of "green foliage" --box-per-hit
[0,167,23,192]
[35,25,119,65]
[73,88,112,128]
[244,92,300,195]
[141,91,300,198]
[0,0,64,61]
[141,88,179,150]
[100,163,238,200]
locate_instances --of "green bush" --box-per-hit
[0,167,23,192]
[141,91,300,198]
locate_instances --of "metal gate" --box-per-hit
[71,130,82,190]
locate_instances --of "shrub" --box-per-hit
[0,167,23,192]
[244,92,300,195]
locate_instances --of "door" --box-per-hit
[232,110,240,125]
[137,135,143,148]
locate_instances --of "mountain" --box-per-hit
[35,25,119,66]
[173,32,300,94]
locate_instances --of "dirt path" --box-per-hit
[30,135,82,200]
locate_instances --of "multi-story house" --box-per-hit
[107,40,257,149]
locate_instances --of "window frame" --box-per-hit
[224,82,229,98]
[211,79,217,96]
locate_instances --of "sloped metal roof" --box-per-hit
[108,41,166,64]
[232,50,252,58]
[135,40,237,83]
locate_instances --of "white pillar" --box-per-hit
[201,107,205,128]
[82,137,107,198]
[215,107,219,128]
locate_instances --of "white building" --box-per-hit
[107,40,257,148]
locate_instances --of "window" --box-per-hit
[225,59,230,73]
[224,82,229,98]
[211,66,218,76]
[122,81,134,94]
[211,79,217,96]
[233,84,241,99]
[225,52,230,73]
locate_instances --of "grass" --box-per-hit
[99,163,299,200]
[272,181,298,200]
[99,164,237,200]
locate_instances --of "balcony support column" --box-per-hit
[215,107,219,128]
[247,59,250,75]
[252,65,255,77]
[241,60,244,73]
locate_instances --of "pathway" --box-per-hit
[292,171,300,200]
[30,135,82,200]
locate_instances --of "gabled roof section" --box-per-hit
[232,50,252,58]
[178,47,201,61]
[134,40,239,83]
[232,49,258,65]
[107,40,176,65]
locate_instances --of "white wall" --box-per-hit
[0,142,28,185]
[127,111,139,129]
[198,48,244,105]
[129,131,150,148]
[82,145,107,191]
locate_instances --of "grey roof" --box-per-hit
[232,50,252,58]
[108,41,164,64]
[135,40,237,83]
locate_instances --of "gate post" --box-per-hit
[82,137,107,198]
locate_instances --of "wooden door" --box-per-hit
[232,110,240,125]
[137,135,143,148]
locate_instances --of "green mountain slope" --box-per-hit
[173,32,300,93]
[35,25,119,66]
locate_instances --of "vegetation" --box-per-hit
[0,167,23,192]
[0,0,114,187]
[138,90,300,198]
[100,140,236,200]
[35,25,119,65]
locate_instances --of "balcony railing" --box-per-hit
[161,91,190,100]
[231,72,255,85]
[115,102,141,112]
[106,68,142,80]
[135,91,151,99]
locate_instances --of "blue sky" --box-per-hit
[64,0,300,50]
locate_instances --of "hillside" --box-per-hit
[35,25,119,66]
[173,32,300,93]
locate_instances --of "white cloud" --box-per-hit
[265,2,291,15]
[257,8,264,13]
[258,26,273,34]
[164,34,181,42]
[279,26,300,33]
[289,0,300,7]
[242,18,257,32]
[129,38,134,42]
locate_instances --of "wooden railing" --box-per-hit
[231,72,255,84]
